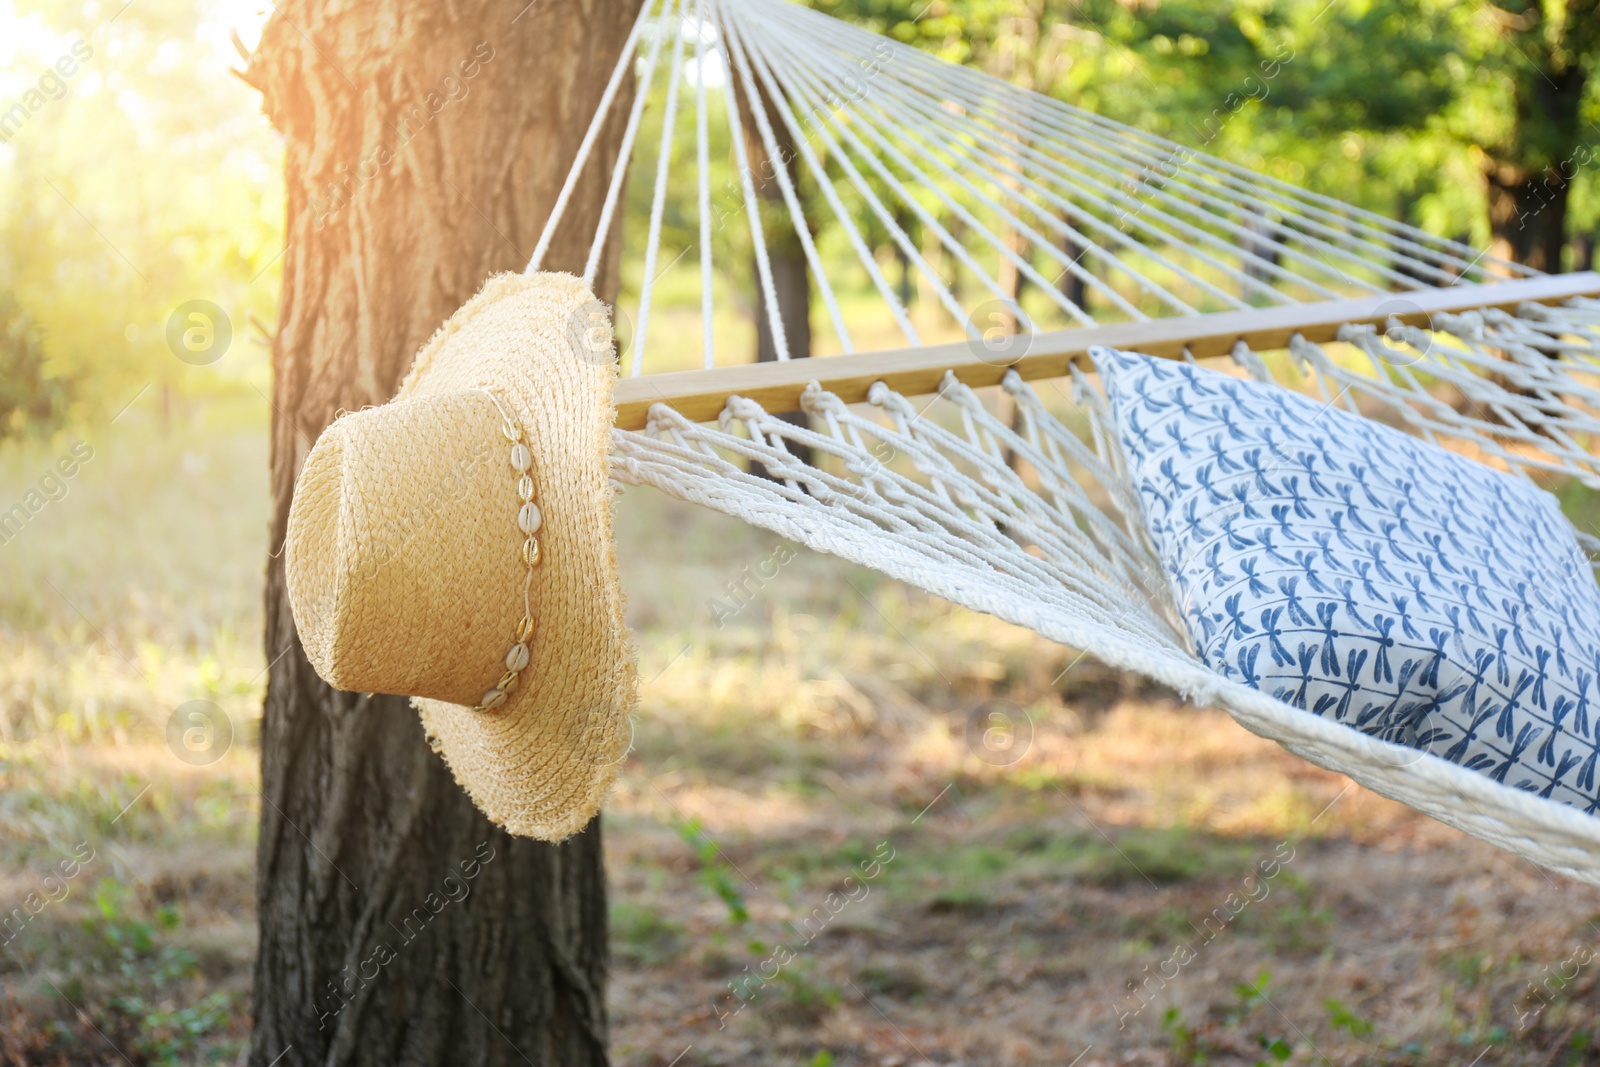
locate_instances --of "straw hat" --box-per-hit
[284,271,634,841]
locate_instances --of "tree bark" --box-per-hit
[1486,161,1571,274]
[248,2,639,1063]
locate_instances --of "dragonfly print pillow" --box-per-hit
[1090,345,1600,815]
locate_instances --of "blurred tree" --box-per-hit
[0,292,74,439]
[245,0,638,1063]
[814,0,1600,273]
[1090,0,1600,272]
[1474,0,1600,270]
[1,0,282,430]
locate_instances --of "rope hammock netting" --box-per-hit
[517,0,1600,877]
[288,0,1600,876]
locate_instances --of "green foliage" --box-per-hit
[0,292,75,440]
[1247,870,1333,952]
[5,0,1599,428]
[675,817,752,925]
[112,991,235,1067]
[812,0,1600,247]
[1324,997,1376,1038]
[611,901,687,966]
[1,0,279,431]
[1254,1033,1293,1065]
[1233,969,1273,1010]
[82,879,195,986]
[1162,1006,1205,1065]
[68,879,235,1065]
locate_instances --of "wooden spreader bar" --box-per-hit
[612,273,1600,430]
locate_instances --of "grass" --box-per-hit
[3,394,1600,1065]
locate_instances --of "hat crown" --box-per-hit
[287,390,524,706]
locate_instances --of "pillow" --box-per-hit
[1090,345,1600,815]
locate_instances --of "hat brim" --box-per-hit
[399,271,634,841]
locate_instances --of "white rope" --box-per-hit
[734,19,983,340]
[783,53,1171,321]
[734,7,1029,339]
[611,297,1600,885]
[711,0,790,360]
[717,6,854,354]
[584,0,677,289]
[693,0,715,369]
[757,0,1522,286]
[535,0,1551,364]
[731,12,922,346]
[632,0,691,376]
[524,0,658,274]
[764,19,1238,315]
[757,0,1341,306]
[776,0,1486,290]
[769,0,1445,301]
[753,15,1100,327]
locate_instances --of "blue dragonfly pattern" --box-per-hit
[1091,345,1600,816]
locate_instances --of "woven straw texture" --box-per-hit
[287,271,634,841]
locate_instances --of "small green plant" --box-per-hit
[1439,948,1493,990]
[82,880,195,986]
[767,962,840,1026]
[1252,872,1333,952]
[1254,1034,1293,1066]
[610,901,686,967]
[675,818,750,926]
[1224,970,1274,1025]
[1324,998,1375,1039]
[113,991,235,1067]
[1162,1006,1204,1065]
[1235,971,1273,1008]
[1068,828,1232,888]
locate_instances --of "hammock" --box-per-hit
[529,0,1600,883]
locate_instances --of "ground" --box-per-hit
[1,405,1598,1066]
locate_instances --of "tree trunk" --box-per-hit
[1058,220,1086,318]
[1486,162,1571,274]
[1482,30,1590,273]
[248,2,639,1063]
[1572,233,1595,273]
[1240,214,1284,288]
